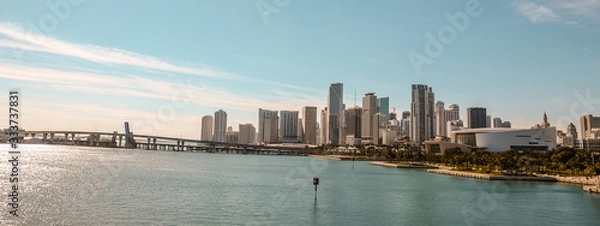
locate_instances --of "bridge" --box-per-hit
[20,130,314,156]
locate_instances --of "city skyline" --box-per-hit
[1,1,599,139]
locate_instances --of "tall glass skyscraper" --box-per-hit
[410,84,435,144]
[378,97,389,123]
[327,83,343,144]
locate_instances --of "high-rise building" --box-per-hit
[201,115,213,141]
[445,104,460,121]
[239,123,256,144]
[486,115,492,128]
[302,106,318,144]
[390,112,397,120]
[435,101,445,137]
[298,118,304,143]
[327,83,344,144]
[492,117,511,128]
[279,110,299,143]
[580,114,600,138]
[410,84,435,144]
[362,92,378,144]
[320,108,328,144]
[402,111,411,120]
[226,130,239,143]
[467,107,487,129]
[566,122,577,139]
[213,109,227,142]
[378,97,390,123]
[258,108,279,143]
[400,111,410,136]
[400,118,410,136]
[344,107,362,145]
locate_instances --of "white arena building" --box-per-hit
[451,127,557,153]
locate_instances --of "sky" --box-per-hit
[1,0,599,139]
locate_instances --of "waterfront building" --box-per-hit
[201,115,213,141]
[425,137,471,154]
[302,106,318,144]
[467,107,487,129]
[452,127,557,152]
[258,108,279,144]
[580,114,600,138]
[327,83,344,145]
[435,101,445,137]
[213,109,227,142]
[344,107,362,145]
[410,84,435,144]
[447,119,466,141]
[320,108,328,145]
[239,123,256,144]
[279,110,300,143]
[226,130,239,143]
[453,114,556,152]
[362,92,378,144]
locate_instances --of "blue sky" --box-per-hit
[1,0,599,138]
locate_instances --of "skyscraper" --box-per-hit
[410,84,435,144]
[258,108,279,143]
[580,114,600,138]
[492,117,511,128]
[320,108,328,144]
[467,107,487,129]
[378,97,389,123]
[239,123,256,144]
[302,106,318,144]
[280,110,300,143]
[344,107,362,145]
[435,101,445,137]
[362,92,378,143]
[201,115,213,141]
[445,104,460,122]
[401,111,410,120]
[327,83,343,144]
[213,109,227,142]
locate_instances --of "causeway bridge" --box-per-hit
[21,130,313,156]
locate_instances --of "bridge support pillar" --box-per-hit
[50,133,55,143]
[153,138,157,150]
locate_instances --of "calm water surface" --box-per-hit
[1,145,600,225]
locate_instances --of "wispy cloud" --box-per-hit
[0,22,317,93]
[514,2,560,24]
[512,0,600,25]
[0,62,321,113]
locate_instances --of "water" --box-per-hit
[1,145,600,225]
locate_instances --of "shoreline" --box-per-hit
[309,155,371,161]
[427,169,557,182]
[583,185,600,193]
[369,161,439,169]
